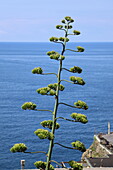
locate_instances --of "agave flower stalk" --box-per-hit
[46,16,87,170]
[46,20,69,170]
[10,16,88,170]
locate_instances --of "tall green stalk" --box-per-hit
[10,16,89,170]
[46,29,68,170]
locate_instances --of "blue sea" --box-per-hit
[0,42,113,169]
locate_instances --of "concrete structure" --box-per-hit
[83,132,113,168]
[16,167,113,170]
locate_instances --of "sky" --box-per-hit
[0,0,113,42]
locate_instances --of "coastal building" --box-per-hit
[82,131,113,168]
[85,155,113,167]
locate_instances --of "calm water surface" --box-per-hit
[0,42,113,169]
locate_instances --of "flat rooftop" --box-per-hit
[102,134,113,145]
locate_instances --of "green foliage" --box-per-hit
[10,143,27,153]
[71,113,88,124]
[49,37,58,42]
[70,66,82,73]
[56,25,63,29]
[50,53,60,60]
[65,25,73,29]
[61,19,66,24]
[74,100,88,110]
[70,76,85,85]
[46,51,57,56]
[69,160,83,170]
[48,83,65,91]
[65,16,74,23]
[34,161,54,170]
[49,89,56,96]
[36,87,52,95]
[21,102,37,110]
[59,37,69,42]
[34,129,54,140]
[60,55,65,60]
[49,36,70,44]
[77,46,85,52]
[32,67,43,74]
[73,30,81,35]
[71,141,86,152]
[37,83,65,96]
[46,51,60,60]
[41,120,60,130]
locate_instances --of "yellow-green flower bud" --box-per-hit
[49,37,58,42]
[70,18,74,23]
[65,37,69,42]
[64,16,74,23]
[65,25,73,29]
[21,102,37,110]
[47,51,60,60]
[71,141,86,152]
[32,67,43,74]
[10,143,27,153]
[34,129,48,139]
[50,53,60,60]
[39,89,47,95]
[77,77,85,85]
[70,76,85,85]
[34,129,54,140]
[74,100,88,110]
[73,30,80,35]
[70,66,82,73]
[69,160,83,170]
[41,120,60,129]
[34,161,54,170]
[60,55,65,60]
[59,37,69,42]
[49,89,56,96]
[71,113,88,124]
[36,87,50,95]
[59,37,64,41]
[48,84,54,89]
[34,161,46,170]
[56,25,63,29]
[59,84,65,91]
[46,51,56,56]
[65,16,71,21]
[77,46,85,52]
[61,19,65,24]
[70,76,77,82]
[48,83,65,91]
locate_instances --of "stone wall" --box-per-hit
[81,137,109,161]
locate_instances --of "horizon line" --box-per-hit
[0,41,113,43]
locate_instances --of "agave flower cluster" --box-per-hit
[10,16,89,170]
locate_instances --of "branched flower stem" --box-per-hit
[34,109,53,114]
[50,160,63,167]
[60,79,77,84]
[54,143,76,150]
[56,117,78,122]
[42,73,58,77]
[24,151,47,155]
[52,41,64,47]
[62,67,72,72]
[46,22,69,170]
[58,102,77,108]
[66,49,78,52]
[10,17,87,170]
[67,34,74,36]
[58,28,67,33]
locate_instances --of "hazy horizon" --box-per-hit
[0,0,113,42]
